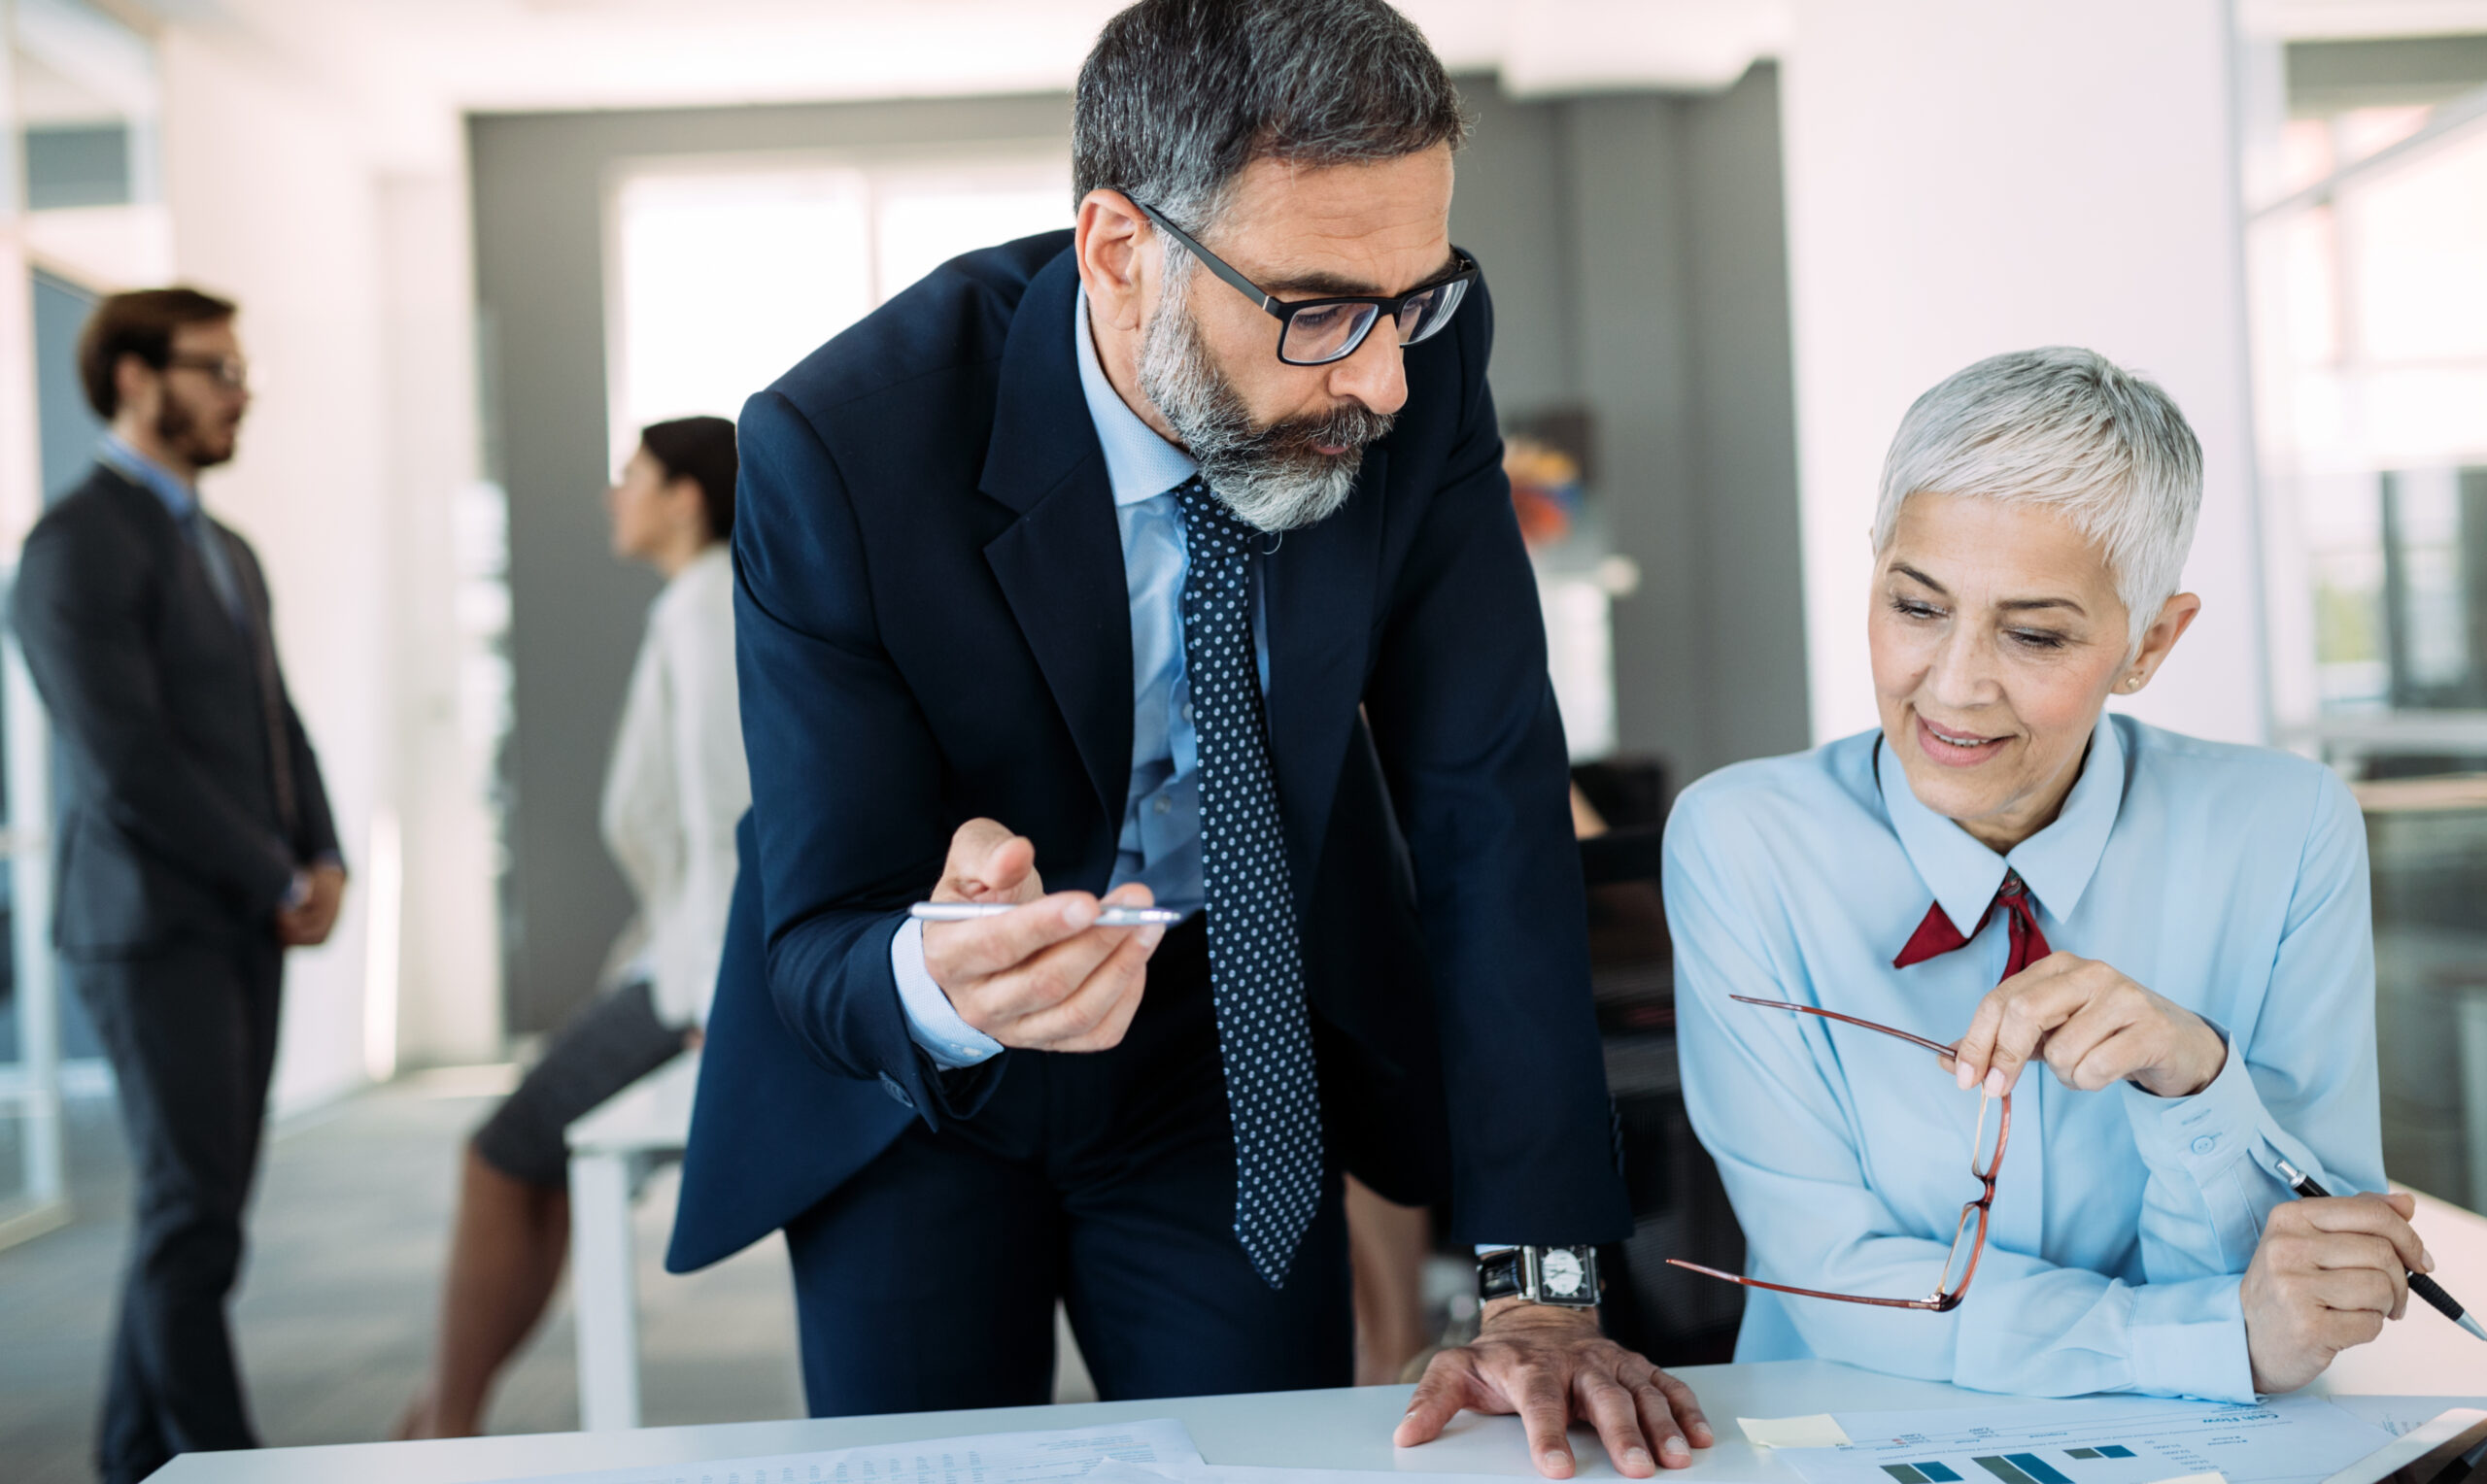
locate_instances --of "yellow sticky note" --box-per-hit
[1738,1415,1855,1449]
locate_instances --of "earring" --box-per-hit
[2123,674,2144,691]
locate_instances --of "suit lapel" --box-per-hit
[977,252,1135,827]
[1263,448,1385,908]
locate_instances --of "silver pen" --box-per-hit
[908,901,1186,928]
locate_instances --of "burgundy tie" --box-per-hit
[1893,868,2052,976]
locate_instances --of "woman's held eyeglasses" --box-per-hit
[1667,995,2010,1313]
[1128,198,1479,367]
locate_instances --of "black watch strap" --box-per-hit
[1479,1247,1525,1302]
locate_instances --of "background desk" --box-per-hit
[155,1353,2485,1484]
[563,1052,698,1434]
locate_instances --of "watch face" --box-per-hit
[1541,1247,1586,1297]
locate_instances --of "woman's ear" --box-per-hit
[2124,591,2203,691]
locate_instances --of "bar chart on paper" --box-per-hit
[1777,1394,2396,1484]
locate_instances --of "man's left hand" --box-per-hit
[277,862,348,947]
[1394,1299,1714,1477]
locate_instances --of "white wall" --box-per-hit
[1778,0,2268,747]
[377,168,503,1068]
[156,28,501,1111]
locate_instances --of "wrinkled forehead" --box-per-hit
[1209,148,1456,298]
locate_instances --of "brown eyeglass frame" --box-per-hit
[1666,995,2010,1313]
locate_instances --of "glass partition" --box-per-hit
[0,0,158,1249]
[2246,38,2487,1208]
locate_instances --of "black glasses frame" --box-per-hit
[1128,198,1480,367]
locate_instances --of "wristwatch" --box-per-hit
[1478,1244,1601,1307]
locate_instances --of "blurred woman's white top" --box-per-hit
[600,543,749,1027]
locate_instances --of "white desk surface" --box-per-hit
[155,1350,2487,1484]
[566,1051,699,1156]
[164,1143,2487,1482]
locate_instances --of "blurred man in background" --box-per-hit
[11,287,345,1484]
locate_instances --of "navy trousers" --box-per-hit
[75,935,283,1484]
[783,917,1354,1412]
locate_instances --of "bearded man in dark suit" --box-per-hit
[12,287,344,1484]
[672,2,1716,1473]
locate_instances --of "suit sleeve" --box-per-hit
[238,540,342,866]
[10,508,300,910]
[732,388,1002,1123]
[1359,289,1633,1246]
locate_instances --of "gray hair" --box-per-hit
[1073,0,1468,239]
[1872,347,2203,653]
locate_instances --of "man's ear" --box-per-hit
[1074,189,1153,335]
[113,352,157,419]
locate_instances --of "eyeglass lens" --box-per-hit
[1971,1087,2003,1180]
[1279,278,1472,365]
[1938,1200,1985,1295]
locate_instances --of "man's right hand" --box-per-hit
[921,819,1165,1052]
[2240,1190,2429,1393]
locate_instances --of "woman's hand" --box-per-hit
[2241,1192,2428,1393]
[1948,953,2226,1097]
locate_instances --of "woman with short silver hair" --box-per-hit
[1667,348,2426,1400]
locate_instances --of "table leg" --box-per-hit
[569,1149,640,1431]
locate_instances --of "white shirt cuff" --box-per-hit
[890,917,1004,1070]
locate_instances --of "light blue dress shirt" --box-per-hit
[1667,714,2383,1403]
[891,290,1240,1069]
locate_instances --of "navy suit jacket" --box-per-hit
[668,232,1629,1275]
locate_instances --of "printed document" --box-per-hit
[489,1417,1206,1484]
[1774,1393,2395,1484]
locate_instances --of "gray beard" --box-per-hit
[1135,264,1393,534]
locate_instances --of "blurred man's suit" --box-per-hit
[667,231,1630,1410]
[11,458,339,1483]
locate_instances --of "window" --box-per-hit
[2245,43,2487,1210]
[603,148,1071,466]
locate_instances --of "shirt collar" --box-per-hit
[1073,287,1198,507]
[96,433,199,520]
[1876,712,2126,935]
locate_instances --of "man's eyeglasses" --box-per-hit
[1129,198,1479,367]
[165,353,250,391]
[1668,995,2010,1313]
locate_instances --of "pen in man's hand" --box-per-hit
[2274,1158,2485,1342]
[909,901,1186,928]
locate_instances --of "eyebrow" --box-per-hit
[1889,562,2088,617]
[1258,250,1461,300]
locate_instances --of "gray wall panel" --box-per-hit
[469,95,1072,1034]
[468,73,1800,1031]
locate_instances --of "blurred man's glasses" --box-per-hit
[166,353,250,391]
[1129,198,1479,367]
[1667,995,2009,1313]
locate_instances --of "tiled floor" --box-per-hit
[0,1072,811,1484]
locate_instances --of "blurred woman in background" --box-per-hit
[399,415,746,1438]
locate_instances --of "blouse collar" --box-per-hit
[1876,712,2127,935]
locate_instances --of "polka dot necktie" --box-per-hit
[1174,477,1323,1288]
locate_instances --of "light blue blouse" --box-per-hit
[1667,714,2383,1402]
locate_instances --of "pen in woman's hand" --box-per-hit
[2274,1159,2485,1341]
